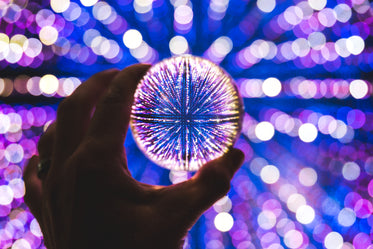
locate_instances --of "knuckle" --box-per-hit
[70,139,104,173]
[57,97,78,117]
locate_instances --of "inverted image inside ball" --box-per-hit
[130,55,243,171]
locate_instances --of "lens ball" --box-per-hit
[131,55,243,171]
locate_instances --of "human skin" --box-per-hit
[23,64,244,249]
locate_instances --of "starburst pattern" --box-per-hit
[131,56,243,171]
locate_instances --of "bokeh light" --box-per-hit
[0,0,372,248]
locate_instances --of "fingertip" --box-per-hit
[109,63,152,93]
[225,148,245,175]
[196,148,244,192]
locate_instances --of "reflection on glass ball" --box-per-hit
[130,55,243,171]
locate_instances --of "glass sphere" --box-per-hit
[130,55,243,171]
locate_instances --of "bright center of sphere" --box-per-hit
[130,55,243,171]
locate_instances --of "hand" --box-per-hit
[23,64,244,249]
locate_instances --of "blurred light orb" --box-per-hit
[349,80,368,99]
[23,38,43,58]
[287,193,306,212]
[342,162,360,181]
[255,121,275,141]
[258,210,277,229]
[298,123,318,143]
[308,0,326,11]
[296,205,315,224]
[211,36,233,59]
[334,4,352,23]
[30,219,43,237]
[131,55,243,171]
[174,5,193,25]
[284,230,303,248]
[338,208,356,227]
[257,0,276,13]
[39,26,58,46]
[80,0,98,7]
[324,232,344,249]
[262,77,282,97]
[260,165,280,184]
[298,167,317,186]
[10,238,31,249]
[214,212,234,232]
[39,74,59,95]
[346,36,365,55]
[308,32,326,50]
[92,2,112,21]
[0,185,14,205]
[123,29,143,49]
[213,196,232,213]
[50,0,70,13]
[169,36,189,55]
[335,38,351,58]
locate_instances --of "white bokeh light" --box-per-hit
[258,210,277,229]
[296,205,315,224]
[262,77,282,97]
[174,5,193,25]
[80,0,98,7]
[308,0,326,10]
[257,0,276,13]
[324,232,344,249]
[342,162,360,181]
[50,0,70,13]
[39,26,58,46]
[338,208,356,227]
[211,36,233,58]
[284,230,303,248]
[334,4,352,23]
[214,212,234,232]
[11,239,31,249]
[349,80,369,99]
[298,167,317,186]
[287,193,306,212]
[255,121,275,141]
[213,196,232,213]
[260,165,280,184]
[169,36,189,55]
[30,219,43,237]
[346,35,365,55]
[123,29,143,49]
[308,32,326,50]
[0,185,14,205]
[298,123,318,143]
[335,38,351,58]
[39,74,59,95]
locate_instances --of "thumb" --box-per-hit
[160,148,244,225]
[192,148,244,207]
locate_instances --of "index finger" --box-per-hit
[86,64,151,150]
